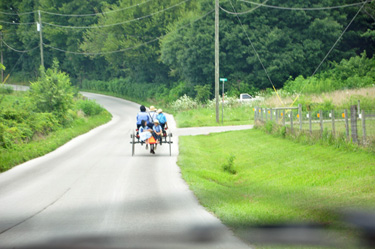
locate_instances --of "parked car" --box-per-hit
[238,93,264,102]
[239,93,253,101]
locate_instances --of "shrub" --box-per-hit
[265,121,274,134]
[222,154,237,175]
[28,112,60,135]
[194,84,211,104]
[77,99,103,116]
[171,94,198,111]
[283,52,375,94]
[0,85,14,94]
[29,59,74,122]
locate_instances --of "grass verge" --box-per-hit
[0,111,112,172]
[174,105,254,128]
[178,129,375,248]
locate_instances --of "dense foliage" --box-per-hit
[284,52,375,94]
[1,0,374,98]
[0,63,106,150]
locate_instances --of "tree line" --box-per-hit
[1,0,374,99]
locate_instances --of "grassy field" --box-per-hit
[178,129,375,248]
[174,105,254,128]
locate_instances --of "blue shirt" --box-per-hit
[153,124,162,133]
[136,112,150,125]
[157,113,167,124]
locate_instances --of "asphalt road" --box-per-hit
[0,92,253,249]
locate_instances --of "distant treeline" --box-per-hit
[1,0,374,93]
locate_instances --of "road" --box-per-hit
[0,92,253,249]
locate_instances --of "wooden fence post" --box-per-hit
[344,109,349,140]
[319,110,323,136]
[350,105,358,143]
[362,110,366,144]
[283,110,286,126]
[309,111,312,135]
[270,108,273,121]
[331,110,335,137]
[358,100,361,117]
[290,111,294,134]
[298,104,302,131]
[276,110,279,123]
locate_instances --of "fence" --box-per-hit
[254,104,375,146]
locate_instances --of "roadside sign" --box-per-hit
[220,78,227,82]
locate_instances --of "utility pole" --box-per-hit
[215,0,219,123]
[1,31,3,83]
[38,10,44,68]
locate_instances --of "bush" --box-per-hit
[222,154,237,175]
[265,121,274,134]
[77,99,103,116]
[284,52,375,94]
[29,59,74,122]
[0,85,14,94]
[171,94,198,111]
[0,123,33,148]
[194,84,211,104]
[28,112,60,135]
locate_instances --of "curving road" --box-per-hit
[0,92,253,249]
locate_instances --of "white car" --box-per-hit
[238,93,264,102]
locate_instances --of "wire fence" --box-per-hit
[254,104,375,147]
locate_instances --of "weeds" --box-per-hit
[222,154,237,175]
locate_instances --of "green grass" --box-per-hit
[174,105,254,128]
[178,129,375,248]
[0,111,112,172]
[82,89,256,128]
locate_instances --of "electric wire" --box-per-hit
[0,20,35,25]
[43,9,214,55]
[362,8,375,21]
[0,10,35,16]
[219,0,268,15]
[228,0,284,106]
[41,0,191,29]
[0,0,153,17]
[240,0,373,11]
[2,40,39,53]
[40,0,154,17]
[290,0,370,107]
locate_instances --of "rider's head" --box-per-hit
[141,120,147,127]
[140,105,146,112]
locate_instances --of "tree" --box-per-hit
[80,0,199,84]
[29,59,74,122]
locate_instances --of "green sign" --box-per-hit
[220,78,227,82]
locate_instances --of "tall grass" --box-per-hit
[178,129,375,248]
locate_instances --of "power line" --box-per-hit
[0,10,35,16]
[290,0,370,106]
[239,0,373,11]
[43,38,159,55]
[227,0,284,105]
[2,40,39,53]
[42,0,192,29]
[0,0,153,17]
[40,0,154,17]
[219,0,268,15]
[42,9,214,55]
[0,20,35,25]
